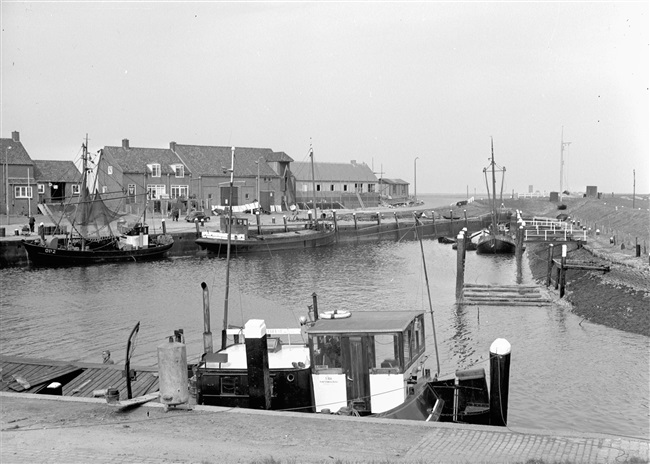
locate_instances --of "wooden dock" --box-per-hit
[0,355,159,400]
[460,284,553,306]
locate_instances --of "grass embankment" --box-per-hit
[460,195,649,337]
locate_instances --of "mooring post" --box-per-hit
[256,211,261,235]
[308,211,313,228]
[195,220,200,238]
[244,319,272,410]
[516,225,524,257]
[464,209,468,228]
[332,211,339,239]
[432,211,437,236]
[546,244,554,286]
[449,210,454,237]
[560,245,566,298]
[353,212,358,230]
[489,338,511,427]
[376,211,381,227]
[456,231,465,300]
[162,218,166,235]
[283,215,288,232]
[201,282,213,355]
[393,212,399,230]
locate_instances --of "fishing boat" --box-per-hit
[195,214,335,255]
[22,137,174,266]
[476,138,516,255]
[195,145,335,255]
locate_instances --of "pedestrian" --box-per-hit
[29,216,35,233]
[102,350,114,364]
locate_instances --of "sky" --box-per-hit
[1,2,648,195]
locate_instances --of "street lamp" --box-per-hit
[414,156,419,203]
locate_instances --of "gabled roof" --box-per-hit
[0,138,33,165]
[291,161,378,182]
[33,160,81,183]
[173,145,279,177]
[101,145,184,175]
[265,151,293,163]
[382,178,409,185]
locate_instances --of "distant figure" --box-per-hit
[102,350,115,364]
[29,216,35,232]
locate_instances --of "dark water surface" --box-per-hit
[1,212,648,439]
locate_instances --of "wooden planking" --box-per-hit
[0,355,159,399]
[0,360,82,392]
[460,284,552,306]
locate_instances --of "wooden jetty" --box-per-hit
[0,355,159,400]
[460,284,553,306]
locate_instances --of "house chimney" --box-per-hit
[170,141,176,152]
[12,131,20,142]
[122,139,130,149]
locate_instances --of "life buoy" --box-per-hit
[320,310,351,319]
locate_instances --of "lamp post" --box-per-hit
[414,156,419,203]
[5,146,11,225]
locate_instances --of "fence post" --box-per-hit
[546,244,554,287]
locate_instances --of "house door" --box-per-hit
[220,186,239,207]
[343,336,370,412]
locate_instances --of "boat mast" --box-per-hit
[414,214,440,377]
[80,134,90,247]
[309,144,318,226]
[222,146,235,350]
[490,137,498,229]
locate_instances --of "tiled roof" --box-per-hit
[0,138,34,165]
[381,178,409,185]
[174,145,279,177]
[101,145,184,175]
[291,161,378,182]
[265,151,293,163]
[33,160,81,182]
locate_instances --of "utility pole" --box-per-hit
[632,169,636,209]
[560,127,571,201]
[414,157,419,202]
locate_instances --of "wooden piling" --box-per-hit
[456,231,465,300]
[195,220,200,238]
[546,244,554,287]
[201,282,213,355]
[332,211,339,239]
[162,218,166,235]
[353,213,358,230]
[559,245,567,298]
[244,320,272,410]
[283,215,288,232]
[489,339,511,427]
[256,212,261,235]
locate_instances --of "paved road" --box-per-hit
[1,393,648,464]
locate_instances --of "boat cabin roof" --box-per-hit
[306,311,423,335]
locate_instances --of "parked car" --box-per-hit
[185,210,211,222]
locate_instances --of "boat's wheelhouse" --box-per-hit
[306,311,430,415]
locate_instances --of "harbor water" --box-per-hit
[1,196,648,439]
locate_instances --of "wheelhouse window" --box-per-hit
[220,375,248,396]
[72,184,80,196]
[373,334,400,372]
[15,186,32,198]
[311,335,342,373]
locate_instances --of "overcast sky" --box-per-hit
[2,2,648,194]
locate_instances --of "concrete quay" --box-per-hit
[1,392,648,464]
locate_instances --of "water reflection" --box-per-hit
[1,238,648,438]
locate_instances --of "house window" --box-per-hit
[150,164,161,177]
[72,184,81,196]
[38,184,45,194]
[127,184,136,204]
[15,186,33,198]
[108,166,113,175]
[343,185,348,192]
[174,165,184,178]
[330,184,335,191]
[147,184,165,199]
[170,185,188,199]
[102,186,108,194]
[368,183,375,193]
[302,184,308,192]
[316,184,321,192]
